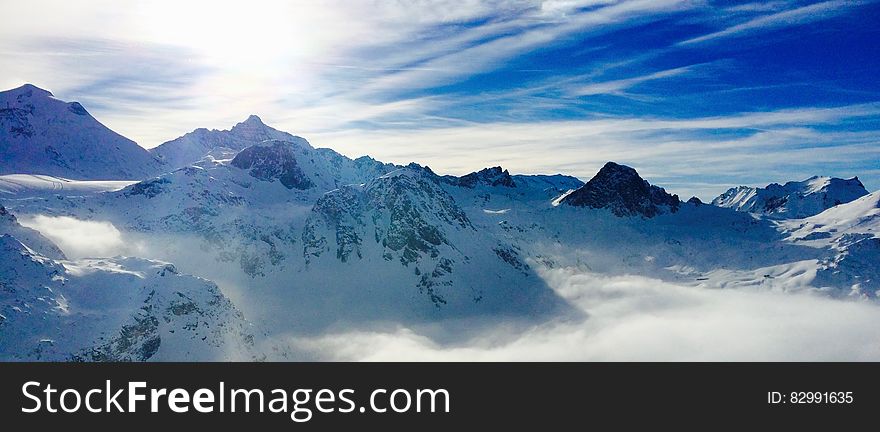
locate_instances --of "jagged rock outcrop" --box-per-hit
[231,141,314,190]
[444,167,516,188]
[561,162,680,217]
[303,168,473,266]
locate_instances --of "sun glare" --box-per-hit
[136,0,302,70]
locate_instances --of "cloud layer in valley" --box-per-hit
[290,266,880,361]
[17,215,142,258]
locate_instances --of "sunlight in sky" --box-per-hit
[1,0,878,198]
[137,0,303,69]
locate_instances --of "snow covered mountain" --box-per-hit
[3,159,569,328]
[712,176,868,219]
[152,114,399,186]
[0,84,166,180]
[794,190,880,239]
[0,206,259,361]
[150,114,309,170]
[779,191,880,298]
[301,166,566,316]
[443,162,811,282]
[3,98,880,360]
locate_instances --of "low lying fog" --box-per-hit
[17,215,144,258]
[21,215,880,361]
[288,267,880,361]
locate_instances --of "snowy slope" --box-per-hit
[0,84,166,179]
[712,176,868,219]
[0,174,135,198]
[793,191,880,238]
[4,150,875,322]
[776,192,880,298]
[0,207,259,361]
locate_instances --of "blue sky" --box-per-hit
[1,0,879,199]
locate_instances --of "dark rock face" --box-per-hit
[369,175,460,265]
[124,177,171,198]
[447,167,516,188]
[303,169,473,267]
[303,186,366,263]
[561,162,680,217]
[231,141,313,190]
[1,105,35,138]
[68,102,89,116]
[687,196,704,206]
[76,311,161,361]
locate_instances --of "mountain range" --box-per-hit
[1,84,878,360]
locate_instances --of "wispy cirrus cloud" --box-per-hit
[354,0,691,96]
[723,2,791,13]
[568,65,692,96]
[679,0,867,45]
[311,102,880,199]
[1,0,878,195]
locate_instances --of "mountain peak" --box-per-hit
[453,166,515,188]
[0,84,166,180]
[234,114,266,128]
[151,113,312,171]
[597,161,635,176]
[228,114,270,133]
[3,83,54,99]
[561,161,680,217]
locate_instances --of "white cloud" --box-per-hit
[309,103,880,199]
[291,266,880,361]
[356,0,689,95]
[723,2,790,13]
[1,0,877,195]
[0,0,694,147]
[16,215,141,258]
[680,0,861,45]
[569,66,691,96]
